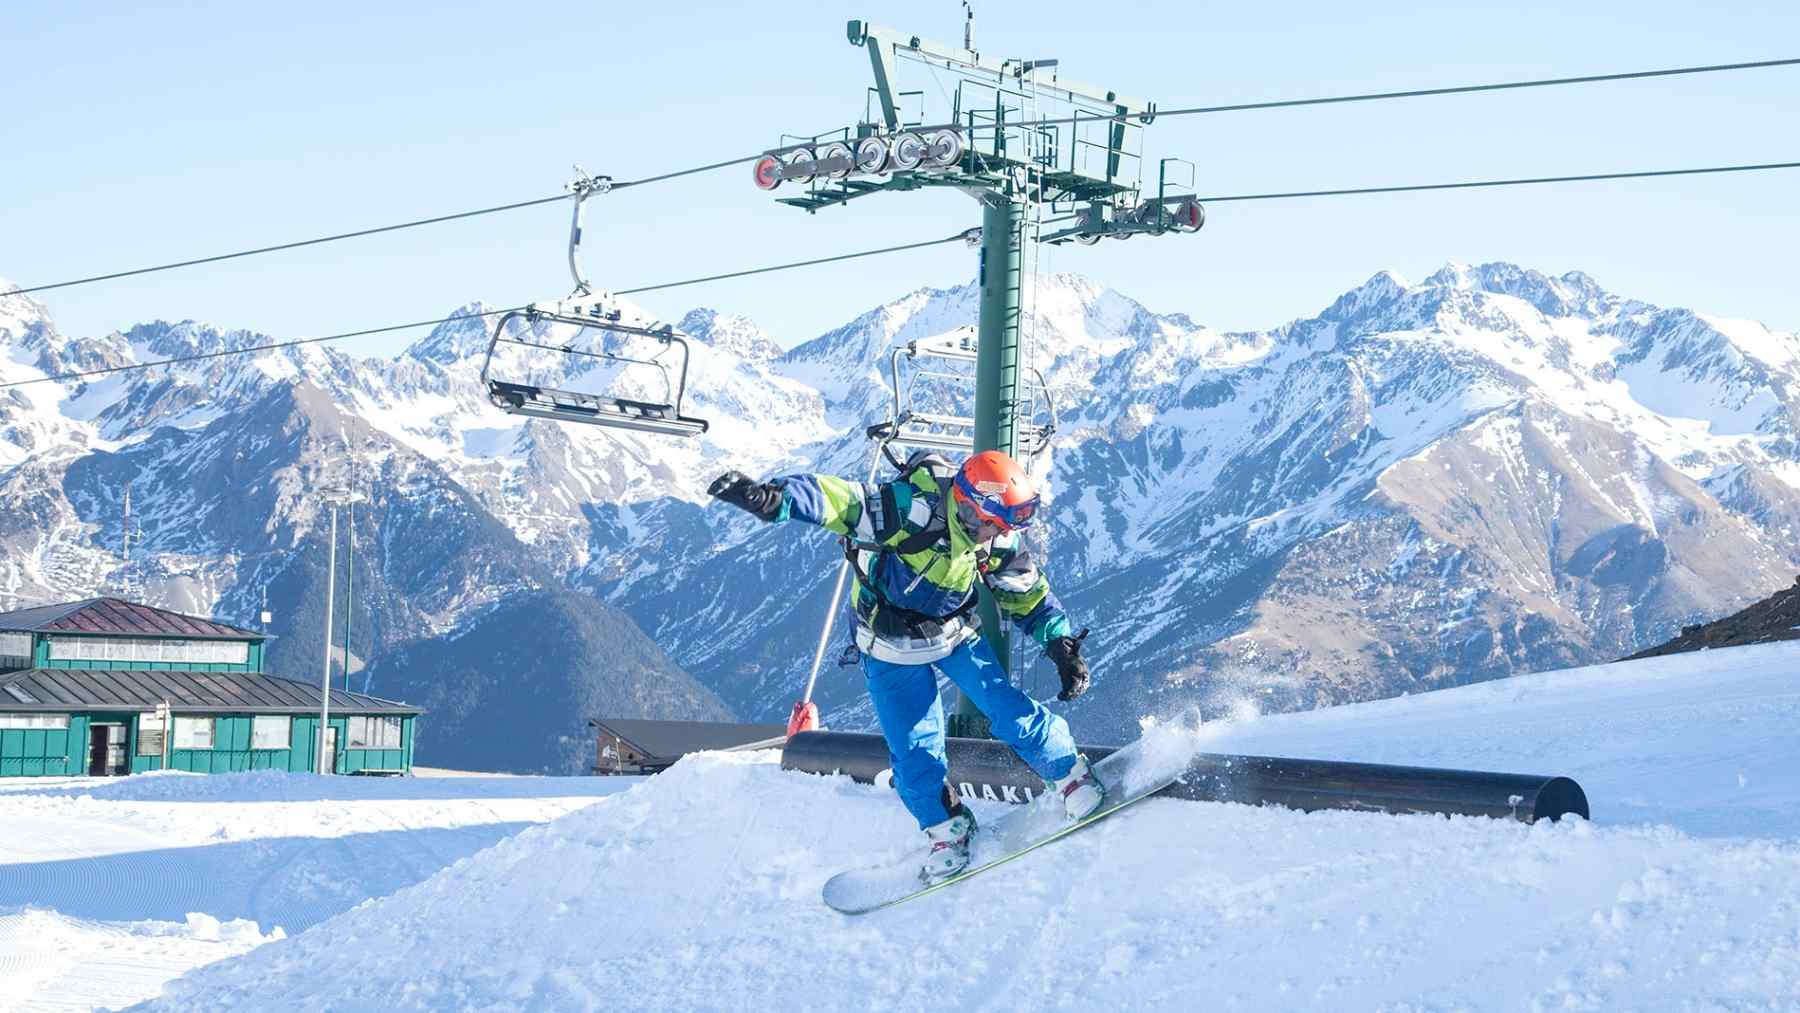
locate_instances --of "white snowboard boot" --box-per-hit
[1053,754,1106,822]
[920,806,977,883]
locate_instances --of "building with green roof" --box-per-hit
[0,597,421,777]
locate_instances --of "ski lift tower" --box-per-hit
[754,15,1203,734]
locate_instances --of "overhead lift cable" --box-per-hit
[2,198,568,299]
[0,231,975,390]
[0,159,766,301]
[1196,159,1800,204]
[615,231,975,298]
[3,56,1792,301]
[4,155,1799,391]
[1007,55,1800,131]
[0,308,526,390]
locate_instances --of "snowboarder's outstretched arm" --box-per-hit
[708,470,920,546]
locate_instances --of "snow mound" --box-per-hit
[123,643,1800,1010]
[1199,639,1800,839]
[133,761,1800,1011]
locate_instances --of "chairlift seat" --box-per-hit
[867,336,1058,459]
[480,304,709,438]
[484,378,707,437]
[477,174,711,439]
[613,397,676,417]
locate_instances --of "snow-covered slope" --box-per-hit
[0,772,642,1011]
[121,641,1800,1012]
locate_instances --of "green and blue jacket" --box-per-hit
[773,466,1073,648]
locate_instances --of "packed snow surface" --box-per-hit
[83,641,1798,1012]
[0,773,639,1011]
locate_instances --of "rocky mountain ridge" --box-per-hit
[3,260,1796,756]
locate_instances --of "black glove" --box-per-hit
[1047,628,1091,701]
[708,470,784,522]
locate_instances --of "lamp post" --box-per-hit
[340,465,355,693]
[316,507,338,775]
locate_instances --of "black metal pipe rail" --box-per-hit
[781,731,1589,824]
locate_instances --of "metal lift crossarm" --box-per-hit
[846,20,1152,129]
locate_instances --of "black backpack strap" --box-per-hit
[838,451,970,634]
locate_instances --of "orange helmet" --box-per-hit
[951,450,1041,532]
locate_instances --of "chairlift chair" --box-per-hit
[479,169,710,438]
[864,327,1055,467]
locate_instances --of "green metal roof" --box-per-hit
[0,597,264,640]
[0,667,420,716]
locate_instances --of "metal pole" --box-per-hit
[341,491,354,692]
[316,508,338,775]
[799,443,886,708]
[953,196,1024,738]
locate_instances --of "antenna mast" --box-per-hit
[121,481,134,599]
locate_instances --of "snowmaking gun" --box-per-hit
[782,731,1590,824]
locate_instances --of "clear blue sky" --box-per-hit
[4,1,1797,355]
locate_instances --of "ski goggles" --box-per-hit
[953,472,1041,530]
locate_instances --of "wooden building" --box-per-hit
[0,597,421,777]
[588,718,786,775]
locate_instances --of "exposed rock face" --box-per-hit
[1627,574,1800,659]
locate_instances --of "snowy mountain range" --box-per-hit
[4,261,1798,769]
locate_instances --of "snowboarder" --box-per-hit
[709,449,1101,881]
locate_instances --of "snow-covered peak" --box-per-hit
[402,303,499,365]
[125,320,268,360]
[1416,261,1614,320]
[0,281,57,358]
[678,308,781,360]
[1320,269,1411,323]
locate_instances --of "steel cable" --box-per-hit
[0,232,974,389]
[2,55,1792,300]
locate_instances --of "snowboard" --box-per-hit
[822,736,1184,915]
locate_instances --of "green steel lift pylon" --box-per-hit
[757,15,1204,737]
[967,196,1023,737]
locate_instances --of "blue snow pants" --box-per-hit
[864,633,1078,829]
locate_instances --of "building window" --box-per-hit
[0,713,69,730]
[138,711,167,756]
[46,636,250,666]
[347,715,402,749]
[0,632,30,656]
[172,716,214,749]
[251,715,291,750]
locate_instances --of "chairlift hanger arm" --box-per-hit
[565,169,614,299]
